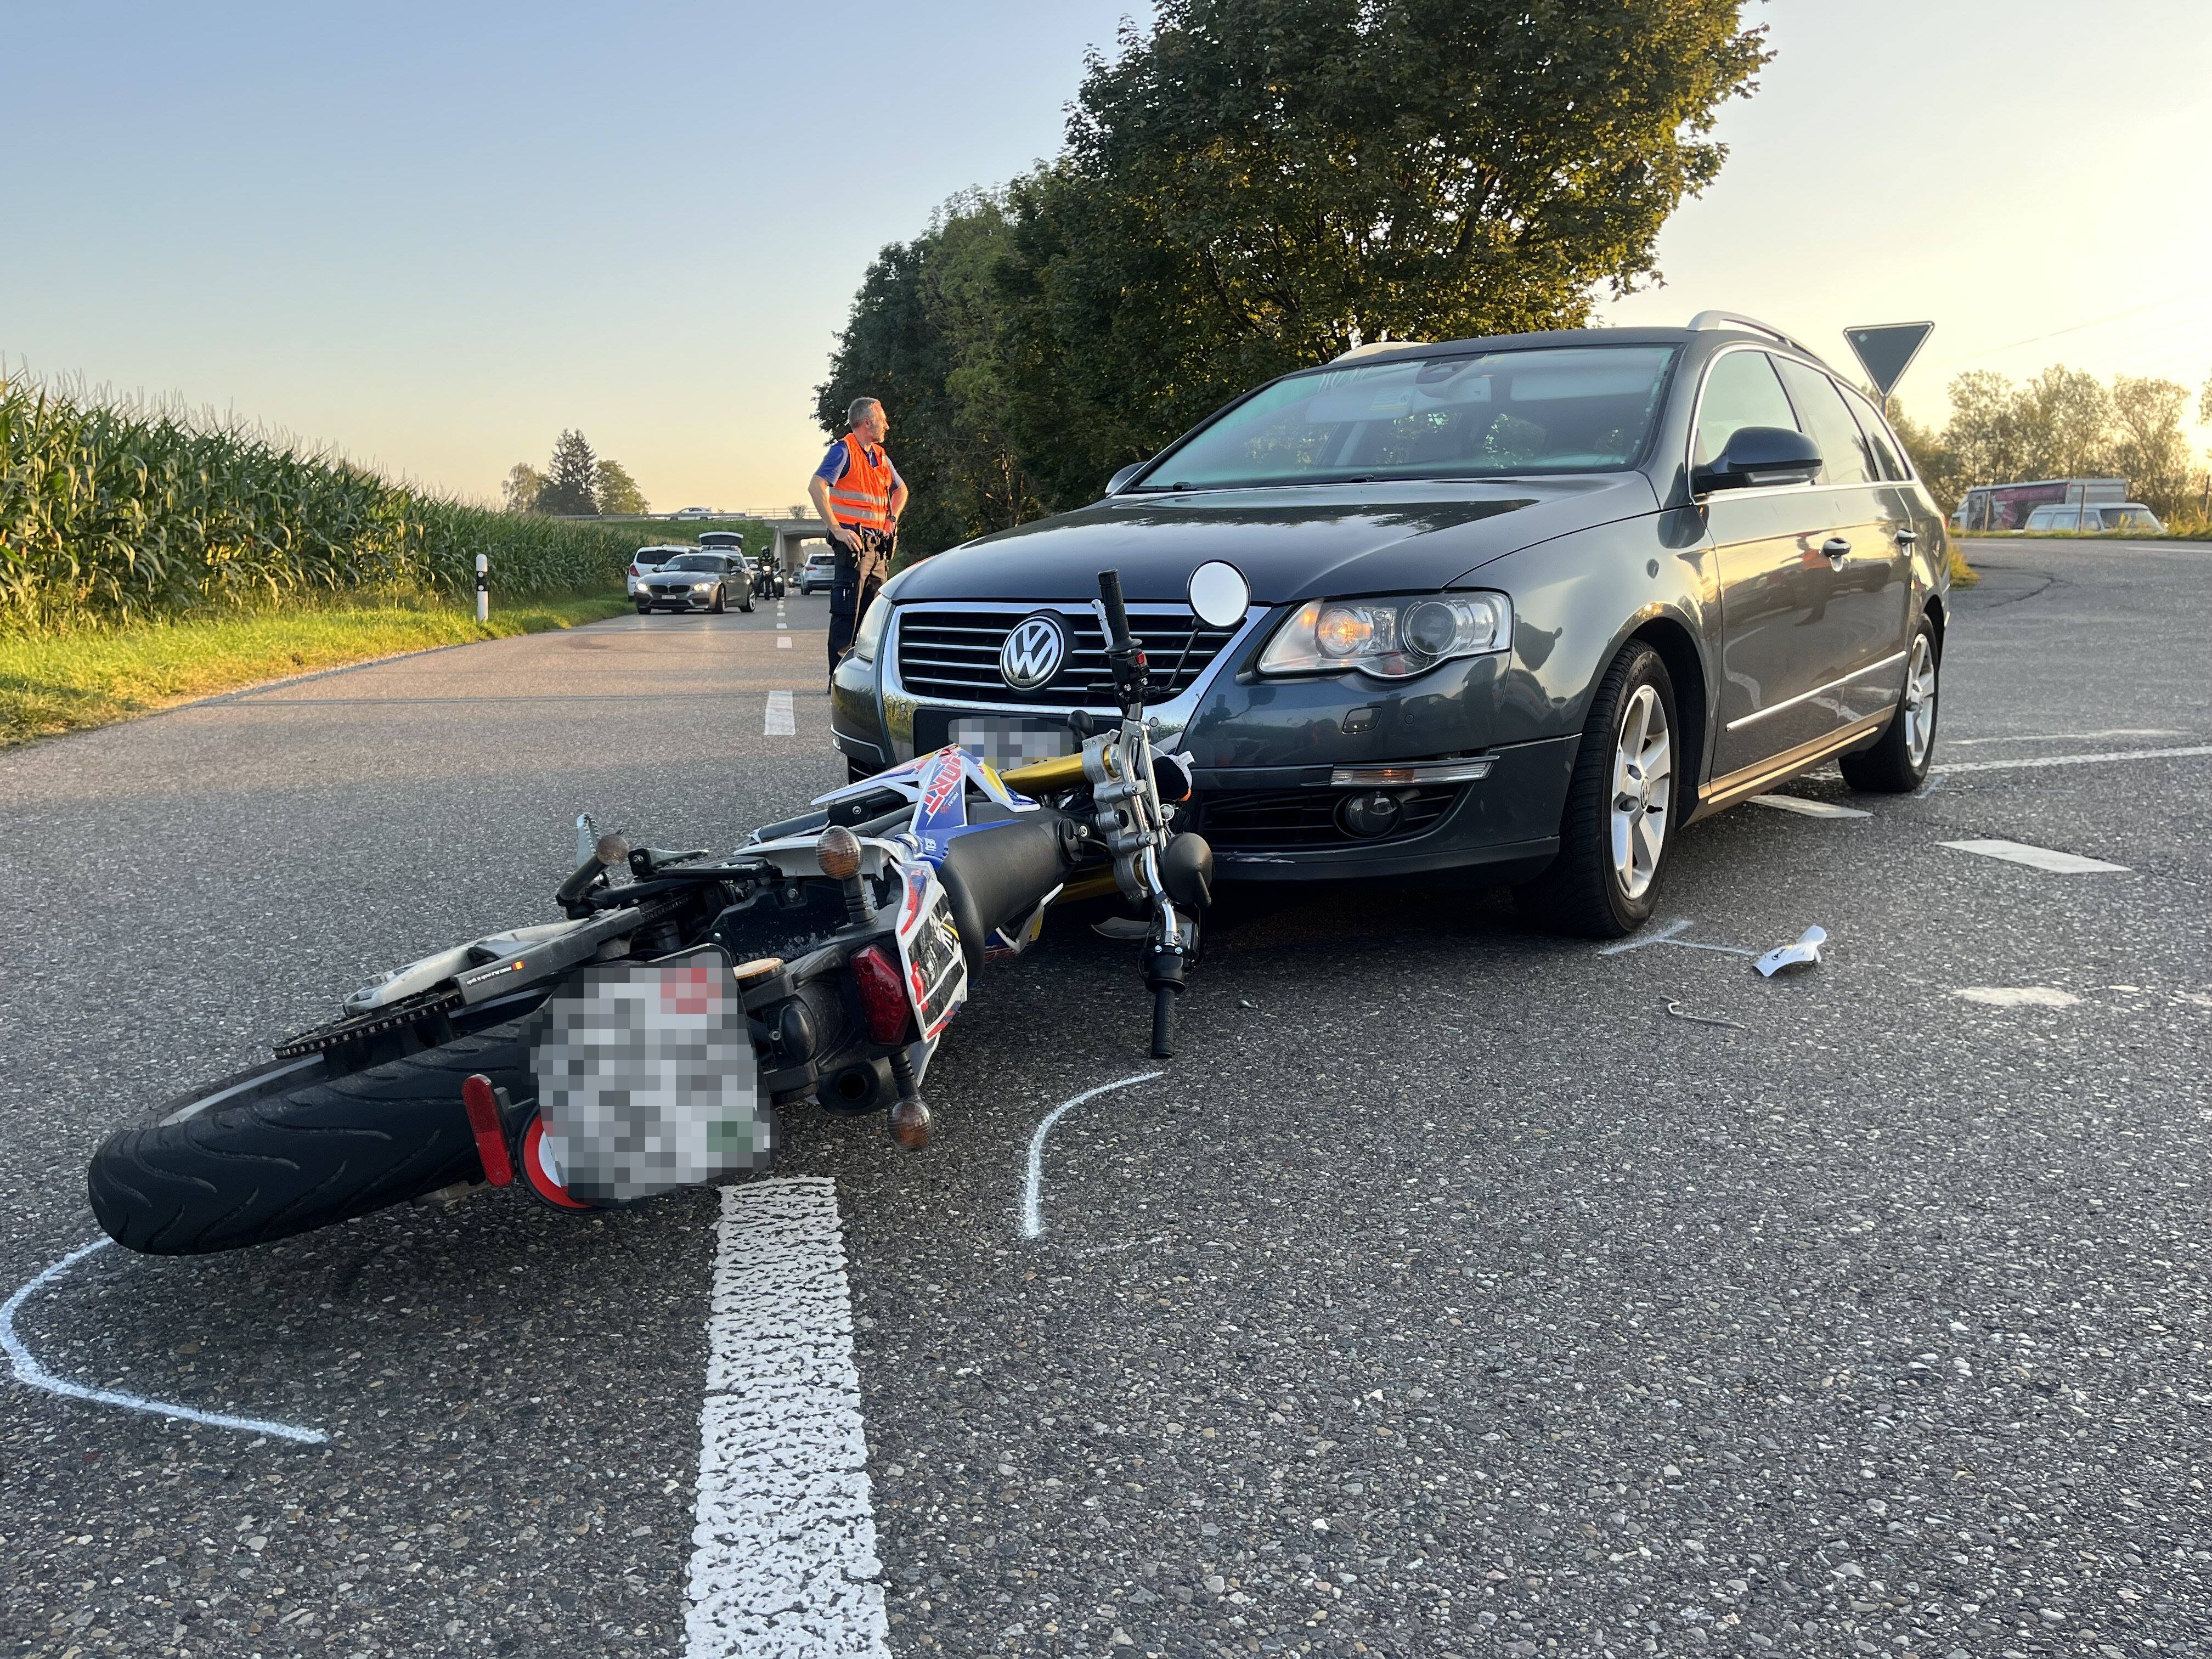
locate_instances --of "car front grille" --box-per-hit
[1197,786,1460,851]
[895,606,1242,707]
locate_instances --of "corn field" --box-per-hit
[0,371,647,629]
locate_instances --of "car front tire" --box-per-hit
[1525,641,1679,939]
[1839,613,1940,793]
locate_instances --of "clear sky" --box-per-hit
[5,1,2208,511]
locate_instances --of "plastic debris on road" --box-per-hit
[1754,925,1827,978]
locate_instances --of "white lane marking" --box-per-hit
[1940,838,2129,873]
[1950,729,2182,746]
[776,637,793,650]
[1020,1071,1165,1240]
[2,1239,326,1444]
[1941,743,2212,774]
[1954,987,2083,1008]
[777,623,789,630]
[764,690,795,737]
[1750,794,1872,819]
[1597,918,1757,959]
[686,1178,888,1659]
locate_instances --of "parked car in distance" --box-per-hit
[635,552,754,615]
[1955,477,2126,533]
[832,312,1953,937]
[799,550,837,595]
[626,544,696,597]
[2019,501,2165,534]
[671,506,718,519]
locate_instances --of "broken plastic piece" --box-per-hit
[1754,925,1826,978]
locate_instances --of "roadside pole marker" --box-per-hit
[1020,1071,1165,1239]
[2,1238,326,1444]
[1940,838,2129,873]
[686,1178,889,1659]
[764,691,795,737]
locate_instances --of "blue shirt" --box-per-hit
[814,439,903,490]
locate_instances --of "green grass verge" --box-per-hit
[0,590,630,748]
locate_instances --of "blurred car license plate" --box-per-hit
[946,716,1076,768]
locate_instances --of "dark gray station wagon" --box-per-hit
[831,313,1949,935]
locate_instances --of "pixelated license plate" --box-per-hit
[944,716,1076,769]
[894,862,968,1041]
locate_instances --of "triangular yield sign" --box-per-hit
[1844,322,1934,398]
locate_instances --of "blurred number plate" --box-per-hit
[944,716,1077,768]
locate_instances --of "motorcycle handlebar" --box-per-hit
[1097,568,1134,653]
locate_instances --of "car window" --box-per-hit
[1773,359,1876,486]
[1132,345,1677,489]
[1692,349,1799,470]
[663,555,720,572]
[1837,384,1910,482]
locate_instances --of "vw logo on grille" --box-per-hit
[998,612,1068,691]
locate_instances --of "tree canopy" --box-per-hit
[819,0,1771,546]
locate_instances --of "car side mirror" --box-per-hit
[1695,425,1822,494]
[1104,463,1146,496]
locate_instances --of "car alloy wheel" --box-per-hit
[1610,683,1671,902]
[1901,631,1937,768]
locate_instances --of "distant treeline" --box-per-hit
[0,373,646,630]
[1894,368,2211,524]
[815,0,1773,556]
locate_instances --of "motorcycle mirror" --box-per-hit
[1187,561,1250,629]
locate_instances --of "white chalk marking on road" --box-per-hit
[686,1178,889,1659]
[1940,838,2129,874]
[2,1239,326,1444]
[1941,743,2212,774]
[1750,794,1872,819]
[1950,729,2181,746]
[1954,987,2083,1008]
[764,690,795,737]
[1020,1071,1165,1240]
[1914,774,1945,799]
[1078,1234,1171,1257]
[1597,918,1757,960]
[776,636,793,650]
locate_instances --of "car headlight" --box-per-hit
[693,580,715,592]
[852,596,889,664]
[1257,591,1513,678]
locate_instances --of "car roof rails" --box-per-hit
[1330,339,1434,363]
[1686,311,1820,359]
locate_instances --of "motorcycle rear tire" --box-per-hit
[86,1019,536,1256]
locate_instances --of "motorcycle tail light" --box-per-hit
[850,943,912,1045]
[461,1073,514,1187]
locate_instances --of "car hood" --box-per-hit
[886,474,1658,607]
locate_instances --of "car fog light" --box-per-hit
[1337,790,1403,838]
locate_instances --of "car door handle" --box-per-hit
[1894,528,1918,545]
[1821,537,1852,561]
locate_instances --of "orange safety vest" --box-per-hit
[826,433,898,533]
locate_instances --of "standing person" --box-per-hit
[809,397,909,687]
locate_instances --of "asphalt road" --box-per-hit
[3,540,2209,1659]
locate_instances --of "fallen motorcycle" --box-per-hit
[87,571,1213,1256]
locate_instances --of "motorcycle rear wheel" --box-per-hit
[86,1018,536,1256]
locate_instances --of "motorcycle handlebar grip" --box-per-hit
[1097,568,1134,652]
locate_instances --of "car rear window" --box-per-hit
[1133,345,1678,489]
[1773,358,1877,486]
[1838,383,1911,482]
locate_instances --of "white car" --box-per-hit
[2020,502,2164,534]
[799,550,837,595]
[625,544,696,596]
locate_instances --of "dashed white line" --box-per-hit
[1750,794,1871,819]
[765,690,795,736]
[686,1178,888,1659]
[1950,729,2181,746]
[1940,838,2129,873]
[2,1238,326,1443]
[1020,1071,1165,1239]
[1940,743,2212,774]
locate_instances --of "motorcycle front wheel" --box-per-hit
[86,1019,537,1256]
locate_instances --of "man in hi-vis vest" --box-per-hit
[808,397,909,685]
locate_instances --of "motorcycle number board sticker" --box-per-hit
[527,944,774,1204]
[895,862,968,1041]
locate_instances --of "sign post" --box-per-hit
[1844,321,1936,409]
[475,552,489,623]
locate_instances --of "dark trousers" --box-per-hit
[826,531,893,674]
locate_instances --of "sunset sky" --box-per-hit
[7,1,2208,510]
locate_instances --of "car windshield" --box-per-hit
[1133,345,1678,490]
[663,555,720,572]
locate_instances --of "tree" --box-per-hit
[593,458,648,516]
[994,0,1773,506]
[539,430,599,516]
[2108,376,2192,516]
[501,462,544,514]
